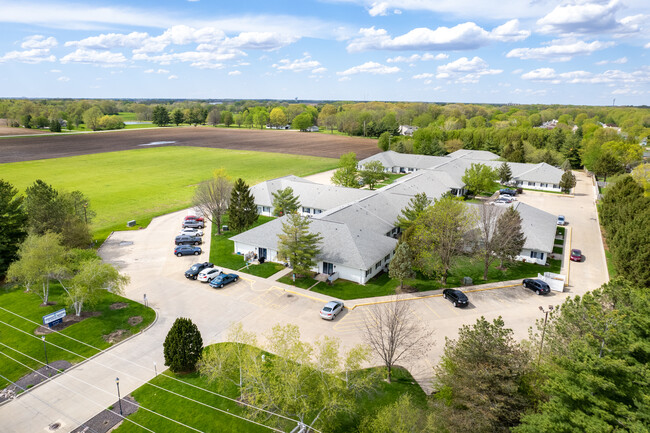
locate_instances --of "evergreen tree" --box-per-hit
[0,180,27,275]
[611,206,650,287]
[277,213,322,280]
[378,131,391,151]
[272,187,300,217]
[395,193,432,231]
[561,159,572,171]
[228,178,258,231]
[559,170,576,193]
[388,242,415,290]
[498,162,512,184]
[24,180,66,236]
[494,207,526,268]
[152,105,170,126]
[49,119,61,132]
[171,108,184,126]
[163,317,203,373]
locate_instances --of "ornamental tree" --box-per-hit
[163,317,203,373]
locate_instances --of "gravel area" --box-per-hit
[71,395,139,433]
[0,360,72,403]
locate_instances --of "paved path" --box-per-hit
[0,171,608,432]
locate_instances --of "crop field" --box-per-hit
[1,147,338,242]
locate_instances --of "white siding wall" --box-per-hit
[516,180,561,192]
[517,249,548,265]
[232,242,280,263]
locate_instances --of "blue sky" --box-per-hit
[0,0,648,105]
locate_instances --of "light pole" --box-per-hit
[153,361,157,376]
[83,202,88,224]
[115,377,123,415]
[42,336,49,372]
[538,305,554,365]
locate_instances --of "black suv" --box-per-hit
[175,235,202,246]
[185,262,214,279]
[523,279,551,295]
[442,289,469,307]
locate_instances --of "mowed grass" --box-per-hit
[0,284,155,388]
[1,147,337,243]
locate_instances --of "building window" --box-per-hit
[314,209,322,214]
[365,269,371,277]
[539,252,544,260]
[262,206,271,213]
[541,183,547,188]
[553,184,558,189]
[530,251,538,259]
[384,254,390,262]
[303,207,311,213]
[375,262,382,270]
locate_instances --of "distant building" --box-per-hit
[398,125,419,136]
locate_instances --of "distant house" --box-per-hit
[398,125,418,136]
[306,126,319,132]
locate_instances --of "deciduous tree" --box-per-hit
[164,317,203,373]
[592,151,623,181]
[269,107,287,127]
[331,152,359,188]
[193,169,233,235]
[474,204,501,280]
[359,160,388,190]
[277,213,322,279]
[388,242,415,290]
[228,178,258,232]
[0,180,27,276]
[359,393,427,433]
[494,207,526,268]
[292,112,312,130]
[82,106,103,130]
[62,258,129,316]
[272,186,299,217]
[462,163,498,195]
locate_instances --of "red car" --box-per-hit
[184,215,204,222]
[570,249,582,262]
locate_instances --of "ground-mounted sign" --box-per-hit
[43,309,66,328]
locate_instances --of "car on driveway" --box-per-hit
[185,262,213,279]
[174,245,201,257]
[570,249,582,262]
[175,235,202,246]
[557,215,566,226]
[182,219,204,229]
[442,289,469,307]
[184,215,204,222]
[493,198,512,205]
[320,301,344,320]
[209,273,239,288]
[522,278,551,295]
[198,267,222,282]
[500,193,517,201]
[179,228,204,237]
[499,188,517,196]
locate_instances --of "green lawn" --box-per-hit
[114,344,425,433]
[303,258,562,300]
[209,216,285,278]
[0,284,155,388]
[1,147,337,244]
[553,246,563,254]
[374,173,406,189]
[117,112,137,122]
[604,248,617,278]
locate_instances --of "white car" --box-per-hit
[197,267,222,282]
[179,228,204,237]
[319,301,344,320]
[500,194,517,201]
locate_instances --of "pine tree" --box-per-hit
[152,105,170,127]
[277,213,322,280]
[388,242,415,290]
[498,162,512,184]
[163,317,203,373]
[272,187,300,217]
[559,170,576,193]
[395,193,431,231]
[228,178,258,231]
[0,180,27,275]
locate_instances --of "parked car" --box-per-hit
[184,215,204,222]
[557,215,566,226]
[522,278,551,295]
[182,219,204,229]
[179,228,204,237]
[209,273,239,288]
[320,301,344,320]
[175,235,202,246]
[197,267,222,282]
[442,289,469,307]
[174,245,201,257]
[499,188,517,196]
[500,193,517,201]
[493,198,512,205]
[184,262,213,279]
[570,249,582,262]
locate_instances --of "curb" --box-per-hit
[0,306,159,407]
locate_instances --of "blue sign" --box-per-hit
[43,309,66,328]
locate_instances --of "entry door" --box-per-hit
[258,248,267,259]
[323,262,334,274]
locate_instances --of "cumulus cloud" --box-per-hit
[65,31,149,49]
[133,49,243,69]
[272,55,322,72]
[506,39,614,62]
[521,66,650,85]
[537,0,641,35]
[347,20,529,52]
[435,56,502,83]
[21,35,58,49]
[60,49,127,66]
[222,32,298,50]
[387,53,448,63]
[0,48,56,63]
[596,57,627,65]
[228,70,241,75]
[144,68,170,73]
[413,73,434,79]
[337,61,400,75]
[368,2,390,16]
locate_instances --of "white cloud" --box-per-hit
[144,68,170,74]
[436,56,502,83]
[0,48,55,63]
[168,75,178,79]
[228,70,241,75]
[506,39,614,62]
[422,53,448,60]
[490,19,530,42]
[512,68,523,74]
[311,67,327,74]
[338,76,351,81]
[60,49,127,66]
[222,32,298,50]
[537,0,641,35]
[272,55,322,72]
[65,32,149,49]
[521,66,650,85]
[413,73,434,79]
[133,50,243,69]
[596,56,627,65]
[645,42,650,49]
[387,53,448,63]
[49,69,62,73]
[337,61,400,75]
[347,20,529,52]
[57,76,69,82]
[368,2,390,16]
[21,35,58,49]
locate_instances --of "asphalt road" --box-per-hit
[0,171,608,432]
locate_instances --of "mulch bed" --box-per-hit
[0,360,72,403]
[109,302,128,310]
[71,395,139,433]
[34,311,101,335]
[0,127,380,163]
[102,329,130,344]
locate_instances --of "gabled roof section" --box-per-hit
[512,202,557,253]
[447,149,501,161]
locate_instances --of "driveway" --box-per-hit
[0,172,609,432]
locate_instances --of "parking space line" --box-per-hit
[421,301,441,319]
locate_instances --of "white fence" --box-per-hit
[538,272,566,292]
